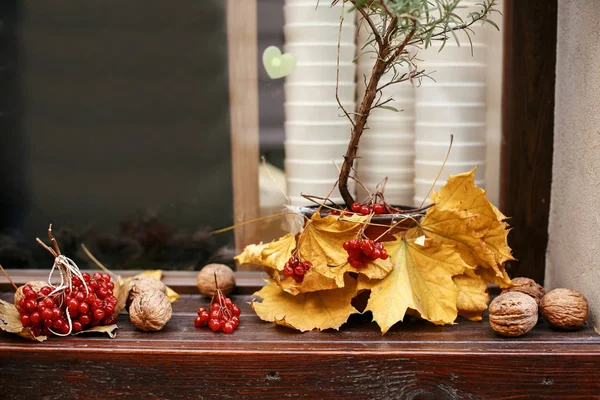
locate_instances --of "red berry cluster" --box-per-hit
[194,293,240,334]
[16,272,117,338]
[351,202,386,216]
[343,239,389,268]
[283,256,311,283]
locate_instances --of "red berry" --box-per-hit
[283,264,294,277]
[293,274,304,283]
[106,282,115,291]
[76,292,86,302]
[194,316,204,327]
[210,309,220,319]
[294,266,306,276]
[31,327,42,337]
[208,319,221,332]
[78,302,90,315]
[92,299,103,310]
[360,206,371,215]
[102,316,117,325]
[43,318,53,328]
[351,202,362,213]
[230,316,240,327]
[89,280,99,290]
[93,272,103,280]
[349,258,362,268]
[43,297,55,308]
[52,318,64,330]
[373,204,385,214]
[97,288,108,300]
[59,323,71,334]
[30,311,42,324]
[93,309,105,321]
[200,310,210,323]
[25,299,37,312]
[380,251,389,260]
[67,298,79,312]
[222,322,234,334]
[102,273,111,283]
[20,315,31,327]
[230,305,241,317]
[41,308,53,320]
[371,249,382,260]
[39,286,52,296]
[104,305,115,316]
[72,321,83,332]
[79,315,91,325]
[82,272,90,281]
[210,303,220,312]
[72,277,82,287]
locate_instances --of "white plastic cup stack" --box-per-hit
[354,15,416,207]
[414,1,490,205]
[283,1,357,206]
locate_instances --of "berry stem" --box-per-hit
[0,263,18,291]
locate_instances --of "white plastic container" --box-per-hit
[287,63,356,83]
[360,133,415,151]
[285,82,355,102]
[284,3,355,25]
[284,23,355,43]
[285,43,356,64]
[420,63,487,83]
[415,141,486,162]
[414,160,486,181]
[357,166,414,183]
[285,121,351,141]
[285,159,345,180]
[416,103,486,124]
[285,102,356,122]
[416,122,485,142]
[420,43,486,64]
[356,150,414,169]
[416,83,486,103]
[285,140,348,161]
[287,178,356,198]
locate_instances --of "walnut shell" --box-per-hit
[127,275,167,308]
[540,288,588,329]
[14,281,48,305]
[129,290,172,332]
[489,292,538,337]
[196,263,235,297]
[501,277,545,305]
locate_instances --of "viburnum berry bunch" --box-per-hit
[351,202,387,216]
[343,238,389,269]
[16,272,118,338]
[194,273,240,334]
[282,256,311,283]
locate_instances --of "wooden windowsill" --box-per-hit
[1,270,599,398]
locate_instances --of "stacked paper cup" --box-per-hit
[283,1,356,206]
[414,1,488,205]
[355,17,416,206]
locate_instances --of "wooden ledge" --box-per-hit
[1,288,600,399]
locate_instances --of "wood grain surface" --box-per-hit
[501,0,558,283]
[1,292,599,399]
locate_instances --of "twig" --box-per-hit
[335,6,356,129]
[0,263,18,291]
[419,134,454,208]
[262,156,290,203]
[81,243,115,277]
[210,212,287,235]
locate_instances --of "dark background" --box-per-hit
[0,0,289,270]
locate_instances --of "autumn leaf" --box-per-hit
[250,275,359,332]
[453,269,490,321]
[429,168,514,284]
[235,233,296,272]
[361,237,471,333]
[75,324,119,338]
[298,213,393,287]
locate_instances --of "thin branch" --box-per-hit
[349,0,384,50]
[335,7,356,129]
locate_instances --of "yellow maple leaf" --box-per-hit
[453,269,490,321]
[250,275,359,332]
[430,168,514,282]
[234,233,296,272]
[299,213,393,287]
[361,237,471,334]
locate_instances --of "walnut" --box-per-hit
[127,275,167,308]
[501,277,545,305]
[14,281,48,305]
[197,263,235,297]
[540,288,588,330]
[488,292,538,337]
[129,290,172,331]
